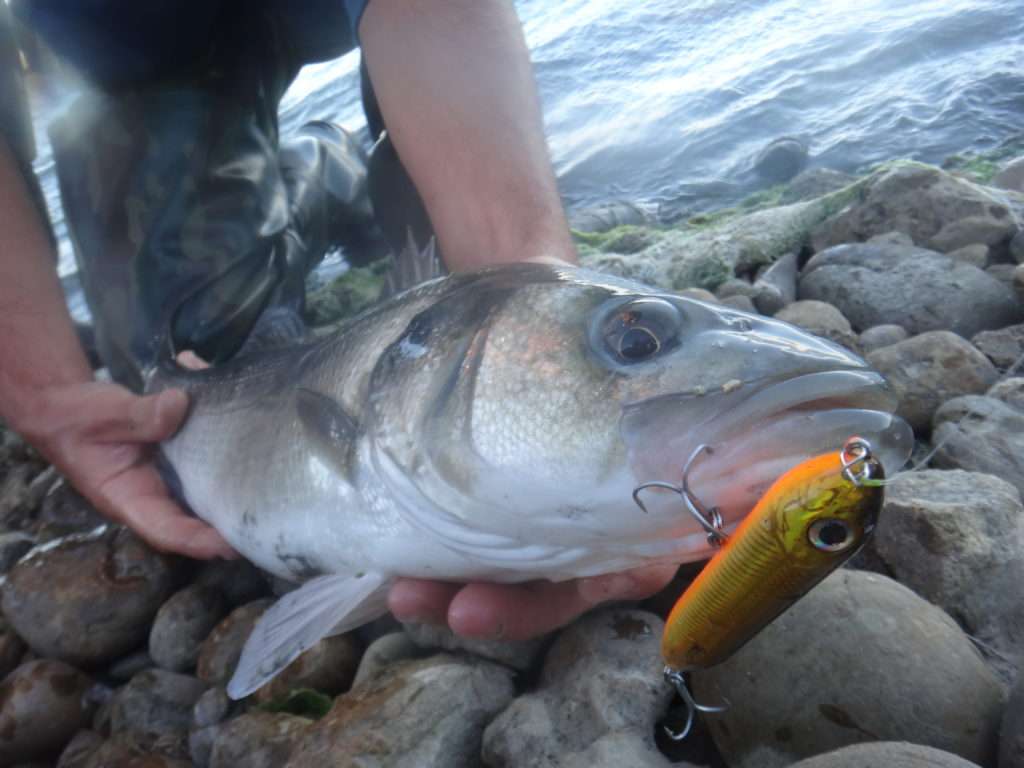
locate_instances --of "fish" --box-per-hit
[661,438,884,674]
[151,260,912,699]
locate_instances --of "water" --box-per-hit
[27,0,1024,316]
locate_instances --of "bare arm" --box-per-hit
[0,138,234,559]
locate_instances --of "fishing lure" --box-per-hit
[655,436,884,739]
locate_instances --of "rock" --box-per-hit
[559,733,675,768]
[286,654,514,768]
[0,461,47,531]
[149,585,229,673]
[994,155,1024,192]
[789,742,982,768]
[1002,673,1024,768]
[752,251,798,315]
[35,480,105,539]
[719,294,758,313]
[691,571,1004,768]
[351,632,422,688]
[56,729,103,768]
[859,324,908,353]
[870,469,1024,680]
[0,614,26,682]
[80,735,192,767]
[0,532,33,574]
[0,659,95,764]
[1016,264,1024,301]
[106,651,156,683]
[866,230,915,247]
[774,300,859,352]
[947,243,990,268]
[189,725,218,768]
[252,632,362,704]
[799,243,1023,336]
[196,599,272,686]
[780,168,856,204]
[1011,230,1024,264]
[753,137,809,183]
[193,560,270,608]
[988,376,1024,410]
[403,621,544,672]
[865,332,998,432]
[715,278,759,300]
[192,686,233,730]
[109,669,207,758]
[811,163,1017,253]
[679,287,719,303]
[988,262,1019,290]
[483,608,673,768]
[209,712,310,768]
[931,395,1024,497]
[971,323,1024,370]
[1,527,177,666]
[568,201,648,233]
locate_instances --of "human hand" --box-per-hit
[388,563,678,641]
[22,376,236,559]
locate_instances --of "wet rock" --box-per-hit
[752,251,798,315]
[971,322,1024,371]
[931,395,1024,497]
[56,729,103,768]
[287,653,514,768]
[799,242,1023,336]
[865,332,998,432]
[1,527,177,666]
[871,469,1024,680]
[209,712,310,768]
[947,243,990,268]
[1001,673,1024,768]
[994,155,1024,192]
[150,585,229,673]
[0,532,33,574]
[109,669,207,758]
[568,201,649,233]
[403,621,544,672]
[193,560,269,608]
[858,323,908,353]
[789,742,982,768]
[774,300,859,352]
[811,163,1017,253]
[0,659,95,764]
[252,632,362,704]
[196,598,272,686]
[753,137,808,183]
[351,631,422,688]
[988,376,1024,410]
[779,168,856,204]
[483,608,673,768]
[692,570,1004,768]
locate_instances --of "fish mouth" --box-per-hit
[621,369,913,529]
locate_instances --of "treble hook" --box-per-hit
[632,444,728,546]
[663,667,729,740]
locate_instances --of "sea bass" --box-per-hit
[152,262,911,698]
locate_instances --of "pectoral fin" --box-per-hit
[296,388,360,480]
[227,571,389,699]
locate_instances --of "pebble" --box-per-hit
[0,614,26,682]
[871,469,1024,680]
[865,331,999,431]
[691,570,1004,768]
[1015,264,1024,301]
[715,278,759,300]
[1011,230,1024,264]
[866,230,915,247]
[483,608,673,768]
[251,632,362,704]
[568,201,648,233]
[78,735,192,767]
[946,242,990,268]
[779,168,856,204]
[752,251,798,315]
[753,136,808,183]
[1001,673,1024,768]
[971,323,1024,370]
[192,686,233,730]
[286,653,514,768]
[719,294,759,313]
[931,395,1024,498]
[0,659,95,764]
[105,650,156,683]
[993,155,1024,192]
[109,669,207,758]
[788,742,983,768]
[149,585,229,673]
[35,480,106,539]
[858,323,908,353]
[0,532,33,574]
[351,631,422,689]
[56,729,103,768]
[988,376,1024,410]
[799,243,1022,336]
[196,599,272,686]
[193,560,269,608]
[1,527,177,666]
[209,712,311,768]
[774,300,859,352]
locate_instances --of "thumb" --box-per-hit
[90,389,190,443]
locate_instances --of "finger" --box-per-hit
[576,563,679,605]
[388,579,462,626]
[89,389,190,444]
[447,580,590,641]
[176,350,211,370]
[117,494,238,559]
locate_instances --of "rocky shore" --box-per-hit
[2,147,1024,767]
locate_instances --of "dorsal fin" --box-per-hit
[382,231,446,298]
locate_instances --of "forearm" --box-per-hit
[360,0,575,271]
[0,138,93,435]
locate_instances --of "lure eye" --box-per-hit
[596,298,682,365]
[808,518,853,552]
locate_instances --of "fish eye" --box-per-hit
[808,518,853,552]
[597,298,682,365]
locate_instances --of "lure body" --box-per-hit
[662,448,883,671]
